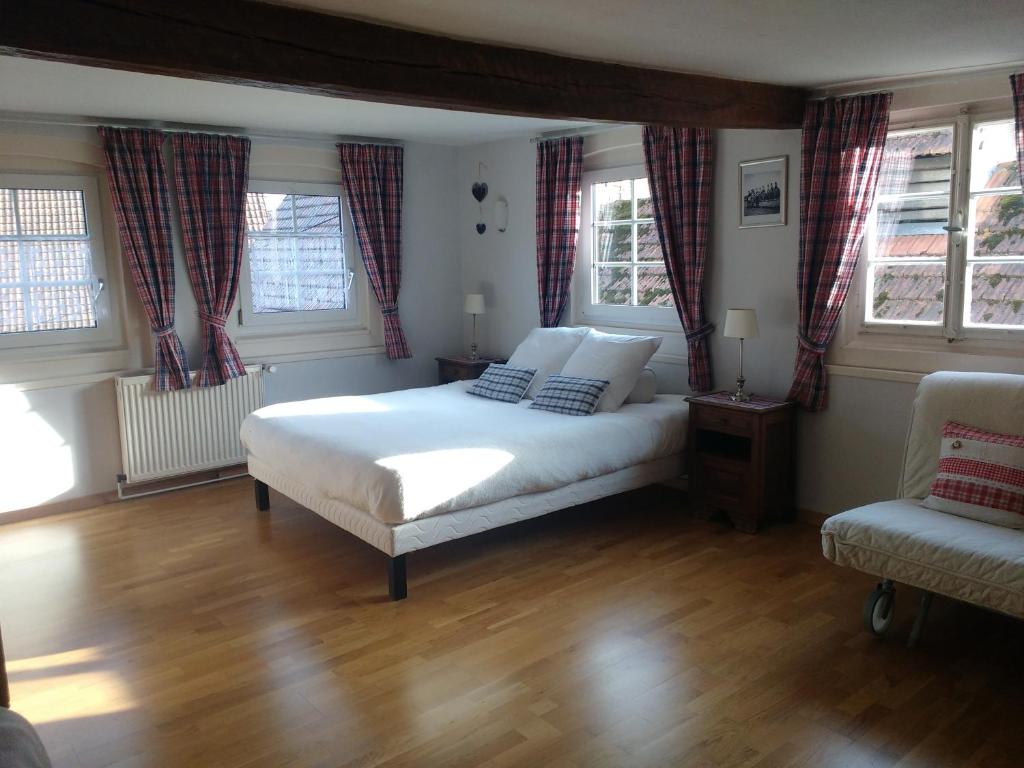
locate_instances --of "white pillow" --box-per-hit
[507,327,591,399]
[625,368,657,404]
[560,330,662,411]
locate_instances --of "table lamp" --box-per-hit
[723,308,759,402]
[464,294,485,360]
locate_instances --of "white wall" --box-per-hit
[456,127,919,517]
[1,130,461,513]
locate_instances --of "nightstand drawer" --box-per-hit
[693,405,754,436]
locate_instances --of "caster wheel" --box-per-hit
[863,582,895,636]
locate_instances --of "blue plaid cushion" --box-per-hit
[467,363,537,403]
[529,374,610,416]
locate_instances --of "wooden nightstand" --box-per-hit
[685,392,796,533]
[435,355,504,384]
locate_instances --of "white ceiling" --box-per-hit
[0,57,592,146]
[274,0,1024,87]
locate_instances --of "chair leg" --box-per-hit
[907,591,934,649]
[254,479,270,512]
[388,555,407,601]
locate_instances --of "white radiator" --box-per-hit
[115,365,264,485]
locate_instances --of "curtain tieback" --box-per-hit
[380,307,400,317]
[153,324,176,338]
[199,311,227,329]
[684,322,714,343]
[798,334,828,355]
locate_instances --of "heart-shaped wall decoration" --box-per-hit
[476,222,486,234]
[472,182,488,202]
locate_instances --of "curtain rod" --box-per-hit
[530,124,627,143]
[0,111,403,147]
[812,61,1024,100]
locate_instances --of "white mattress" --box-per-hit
[248,452,684,556]
[241,382,687,524]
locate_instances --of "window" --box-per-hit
[860,118,1023,337]
[576,167,675,328]
[0,175,111,349]
[240,182,356,329]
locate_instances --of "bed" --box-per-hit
[241,380,688,599]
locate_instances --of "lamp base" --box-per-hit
[730,376,750,402]
[469,342,479,361]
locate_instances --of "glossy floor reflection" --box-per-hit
[1,479,1021,767]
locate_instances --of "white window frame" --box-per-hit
[833,110,1024,375]
[0,173,115,352]
[238,180,359,332]
[574,165,680,331]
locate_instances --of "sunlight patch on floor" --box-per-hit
[0,385,75,513]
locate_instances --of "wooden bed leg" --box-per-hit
[388,555,407,601]
[254,479,270,512]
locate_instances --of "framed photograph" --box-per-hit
[739,156,787,228]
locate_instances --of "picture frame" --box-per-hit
[738,155,787,228]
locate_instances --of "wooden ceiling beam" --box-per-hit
[0,0,809,129]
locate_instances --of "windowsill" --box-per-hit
[0,345,132,386]
[828,328,1024,379]
[233,321,384,363]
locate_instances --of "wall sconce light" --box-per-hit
[494,197,509,233]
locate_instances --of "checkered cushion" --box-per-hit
[922,421,1024,529]
[467,364,537,404]
[529,375,610,416]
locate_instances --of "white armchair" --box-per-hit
[821,371,1024,646]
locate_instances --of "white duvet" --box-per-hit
[240,382,687,524]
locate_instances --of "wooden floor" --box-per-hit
[1,480,1022,768]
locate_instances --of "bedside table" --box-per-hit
[685,392,795,533]
[435,355,504,384]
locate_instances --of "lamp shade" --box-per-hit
[464,294,485,315]
[723,308,758,339]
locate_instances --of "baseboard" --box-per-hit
[0,465,251,526]
[0,491,116,526]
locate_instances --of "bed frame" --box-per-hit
[250,452,684,600]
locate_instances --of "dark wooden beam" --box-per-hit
[0,0,808,129]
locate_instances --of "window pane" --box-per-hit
[25,241,93,282]
[970,121,1018,191]
[293,195,342,234]
[0,189,14,235]
[878,129,953,197]
[246,193,292,233]
[248,236,347,313]
[595,225,632,262]
[966,262,1024,327]
[635,178,653,218]
[0,287,24,333]
[16,189,87,235]
[0,242,17,282]
[869,263,945,323]
[29,283,95,331]
[971,193,1024,259]
[636,265,674,307]
[874,196,949,259]
[636,222,663,262]
[595,265,631,305]
[594,180,632,221]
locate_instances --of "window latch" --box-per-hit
[942,211,964,233]
[91,276,105,303]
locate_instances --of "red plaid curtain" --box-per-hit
[642,126,715,392]
[338,143,411,359]
[171,132,251,387]
[535,137,584,327]
[98,127,190,391]
[1012,74,1024,189]
[788,92,891,410]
